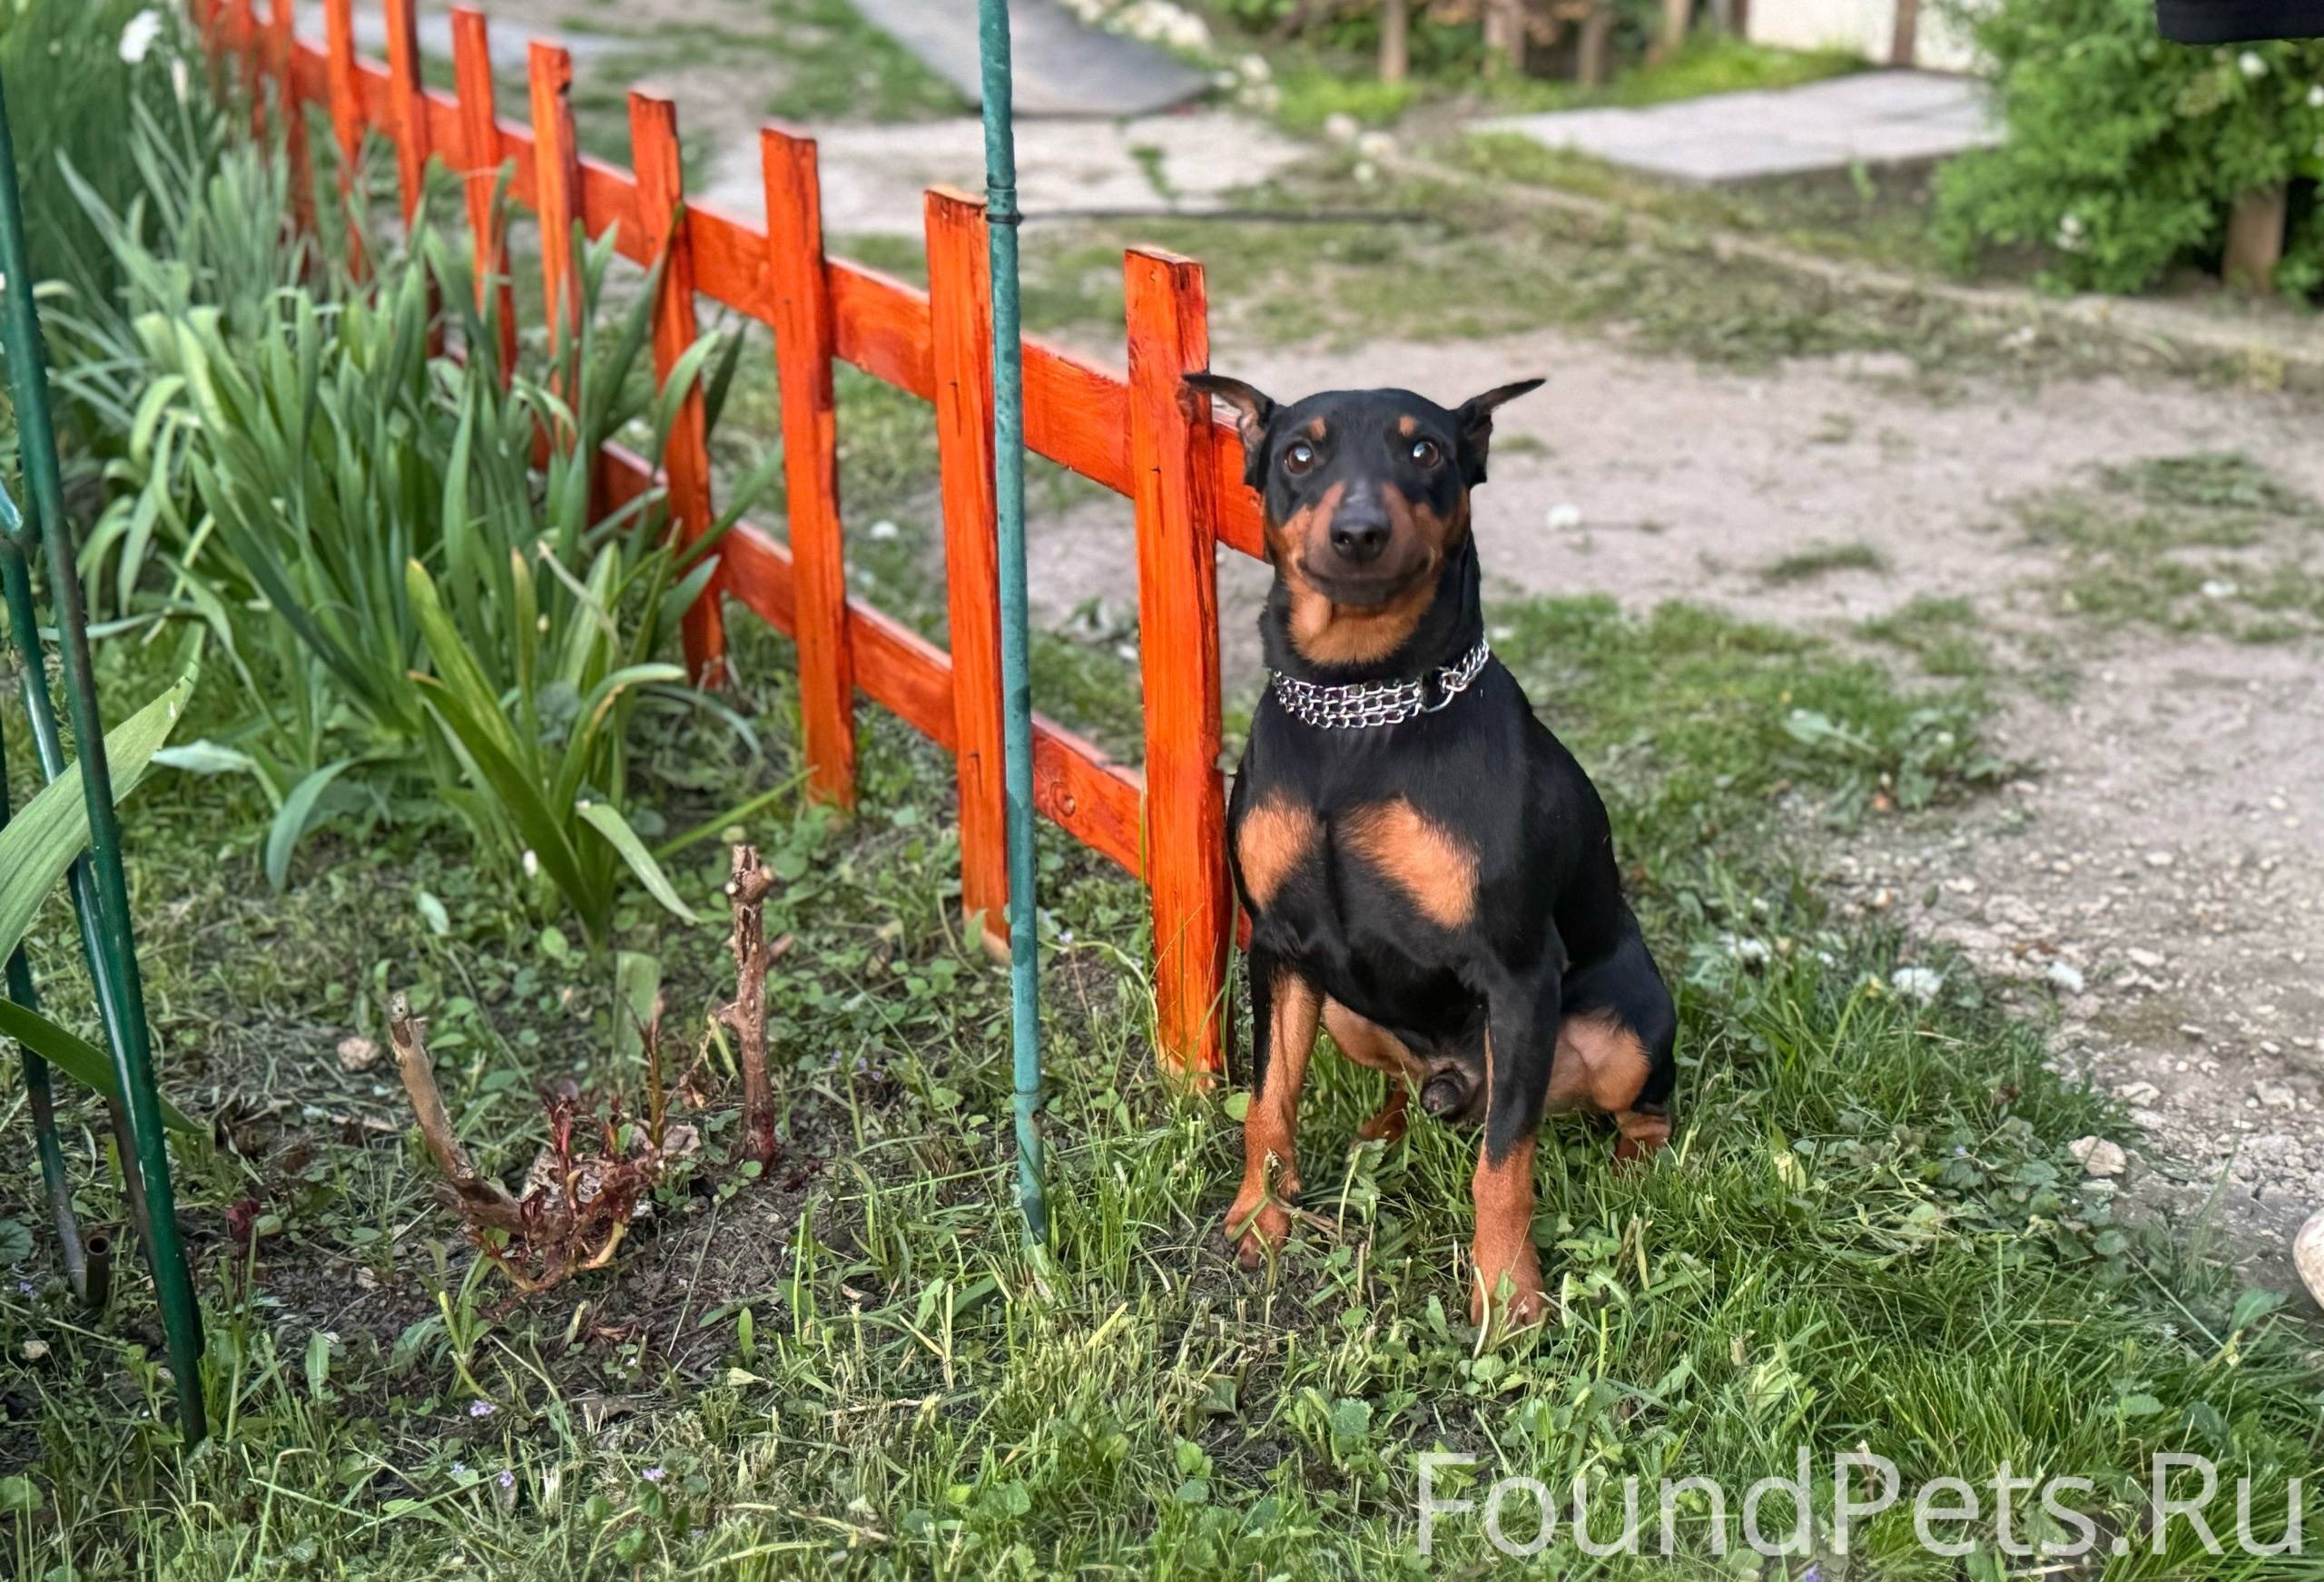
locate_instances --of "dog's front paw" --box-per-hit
[1225,1175,1299,1268]
[1469,1244,1549,1334]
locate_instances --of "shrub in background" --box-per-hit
[1935,0,2324,293]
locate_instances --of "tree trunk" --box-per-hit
[1483,0,1528,73]
[1577,7,1614,86]
[1380,0,1410,83]
[1654,0,1692,63]
[2224,184,2288,295]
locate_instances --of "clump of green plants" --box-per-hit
[2014,449,2324,639]
[0,1,186,314]
[55,107,757,944]
[1492,594,2005,832]
[1935,0,2324,293]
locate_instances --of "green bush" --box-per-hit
[56,108,757,944]
[1934,0,2324,292]
[0,1,184,302]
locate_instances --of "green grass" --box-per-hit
[2014,451,2324,642]
[1761,539,1890,585]
[1860,594,1993,681]
[1004,160,2163,379]
[1264,34,1856,133]
[9,585,2316,1577]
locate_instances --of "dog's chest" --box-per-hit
[1234,784,1484,936]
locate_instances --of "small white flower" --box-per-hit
[1237,54,1272,83]
[2201,577,2238,599]
[1355,131,1397,162]
[1352,161,1378,186]
[1323,112,1362,143]
[521,849,539,879]
[2308,84,2324,107]
[1723,932,1772,966]
[2240,51,2269,79]
[171,56,190,103]
[868,518,901,542]
[118,9,162,65]
[1546,503,1583,531]
[1891,966,1945,1003]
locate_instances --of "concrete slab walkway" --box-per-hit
[696,111,1306,237]
[1477,70,1998,182]
[846,0,1211,118]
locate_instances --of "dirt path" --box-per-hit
[1029,328,2324,1278]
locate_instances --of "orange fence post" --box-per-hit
[762,127,857,808]
[1127,251,1231,1077]
[265,0,316,242]
[629,93,726,688]
[527,42,581,345]
[322,0,368,278]
[925,188,1009,941]
[231,0,264,142]
[380,0,428,227]
[449,7,518,380]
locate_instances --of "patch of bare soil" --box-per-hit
[1027,324,2324,1283]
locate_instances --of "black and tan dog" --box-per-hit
[1187,371,1678,1331]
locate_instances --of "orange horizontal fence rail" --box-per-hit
[202,0,1258,1075]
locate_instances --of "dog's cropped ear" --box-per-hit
[1453,378,1545,485]
[1184,372,1277,489]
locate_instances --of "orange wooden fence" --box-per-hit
[201,0,1262,1076]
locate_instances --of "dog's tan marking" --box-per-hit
[1612,1106,1672,1164]
[1226,969,1321,1264]
[1341,799,1479,929]
[1324,999,1422,1145]
[1396,414,1418,437]
[1270,481,1344,564]
[1303,416,1328,440]
[1469,1086,1544,1329]
[1544,1008,1654,1114]
[1236,791,1318,911]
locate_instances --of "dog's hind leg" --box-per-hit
[1557,928,1679,1168]
[1323,999,1420,1145]
[1226,952,1322,1267]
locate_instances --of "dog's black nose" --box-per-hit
[1330,514,1390,564]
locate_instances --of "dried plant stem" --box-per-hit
[388,992,524,1232]
[718,844,778,1166]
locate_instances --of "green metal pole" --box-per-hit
[0,80,208,1440]
[977,0,1046,1244]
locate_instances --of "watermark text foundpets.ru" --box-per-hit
[1417,1450,2305,1560]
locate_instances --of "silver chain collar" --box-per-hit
[1269,637,1492,730]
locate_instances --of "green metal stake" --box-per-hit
[978,0,1047,1244]
[0,79,208,1441]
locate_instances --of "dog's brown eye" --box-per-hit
[1409,437,1443,468]
[1283,441,1316,475]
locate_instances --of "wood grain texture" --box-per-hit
[448,8,517,381]
[232,0,265,142]
[380,0,427,223]
[321,0,368,277]
[762,128,857,807]
[925,188,1009,938]
[629,93,725,687]
[831,263,935,397]
[265,0,315,241]
[527,43,580,346]
[1127,250,1231,1077]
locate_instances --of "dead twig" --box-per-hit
[389,993,524,1233]
[717,843,779,1167]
